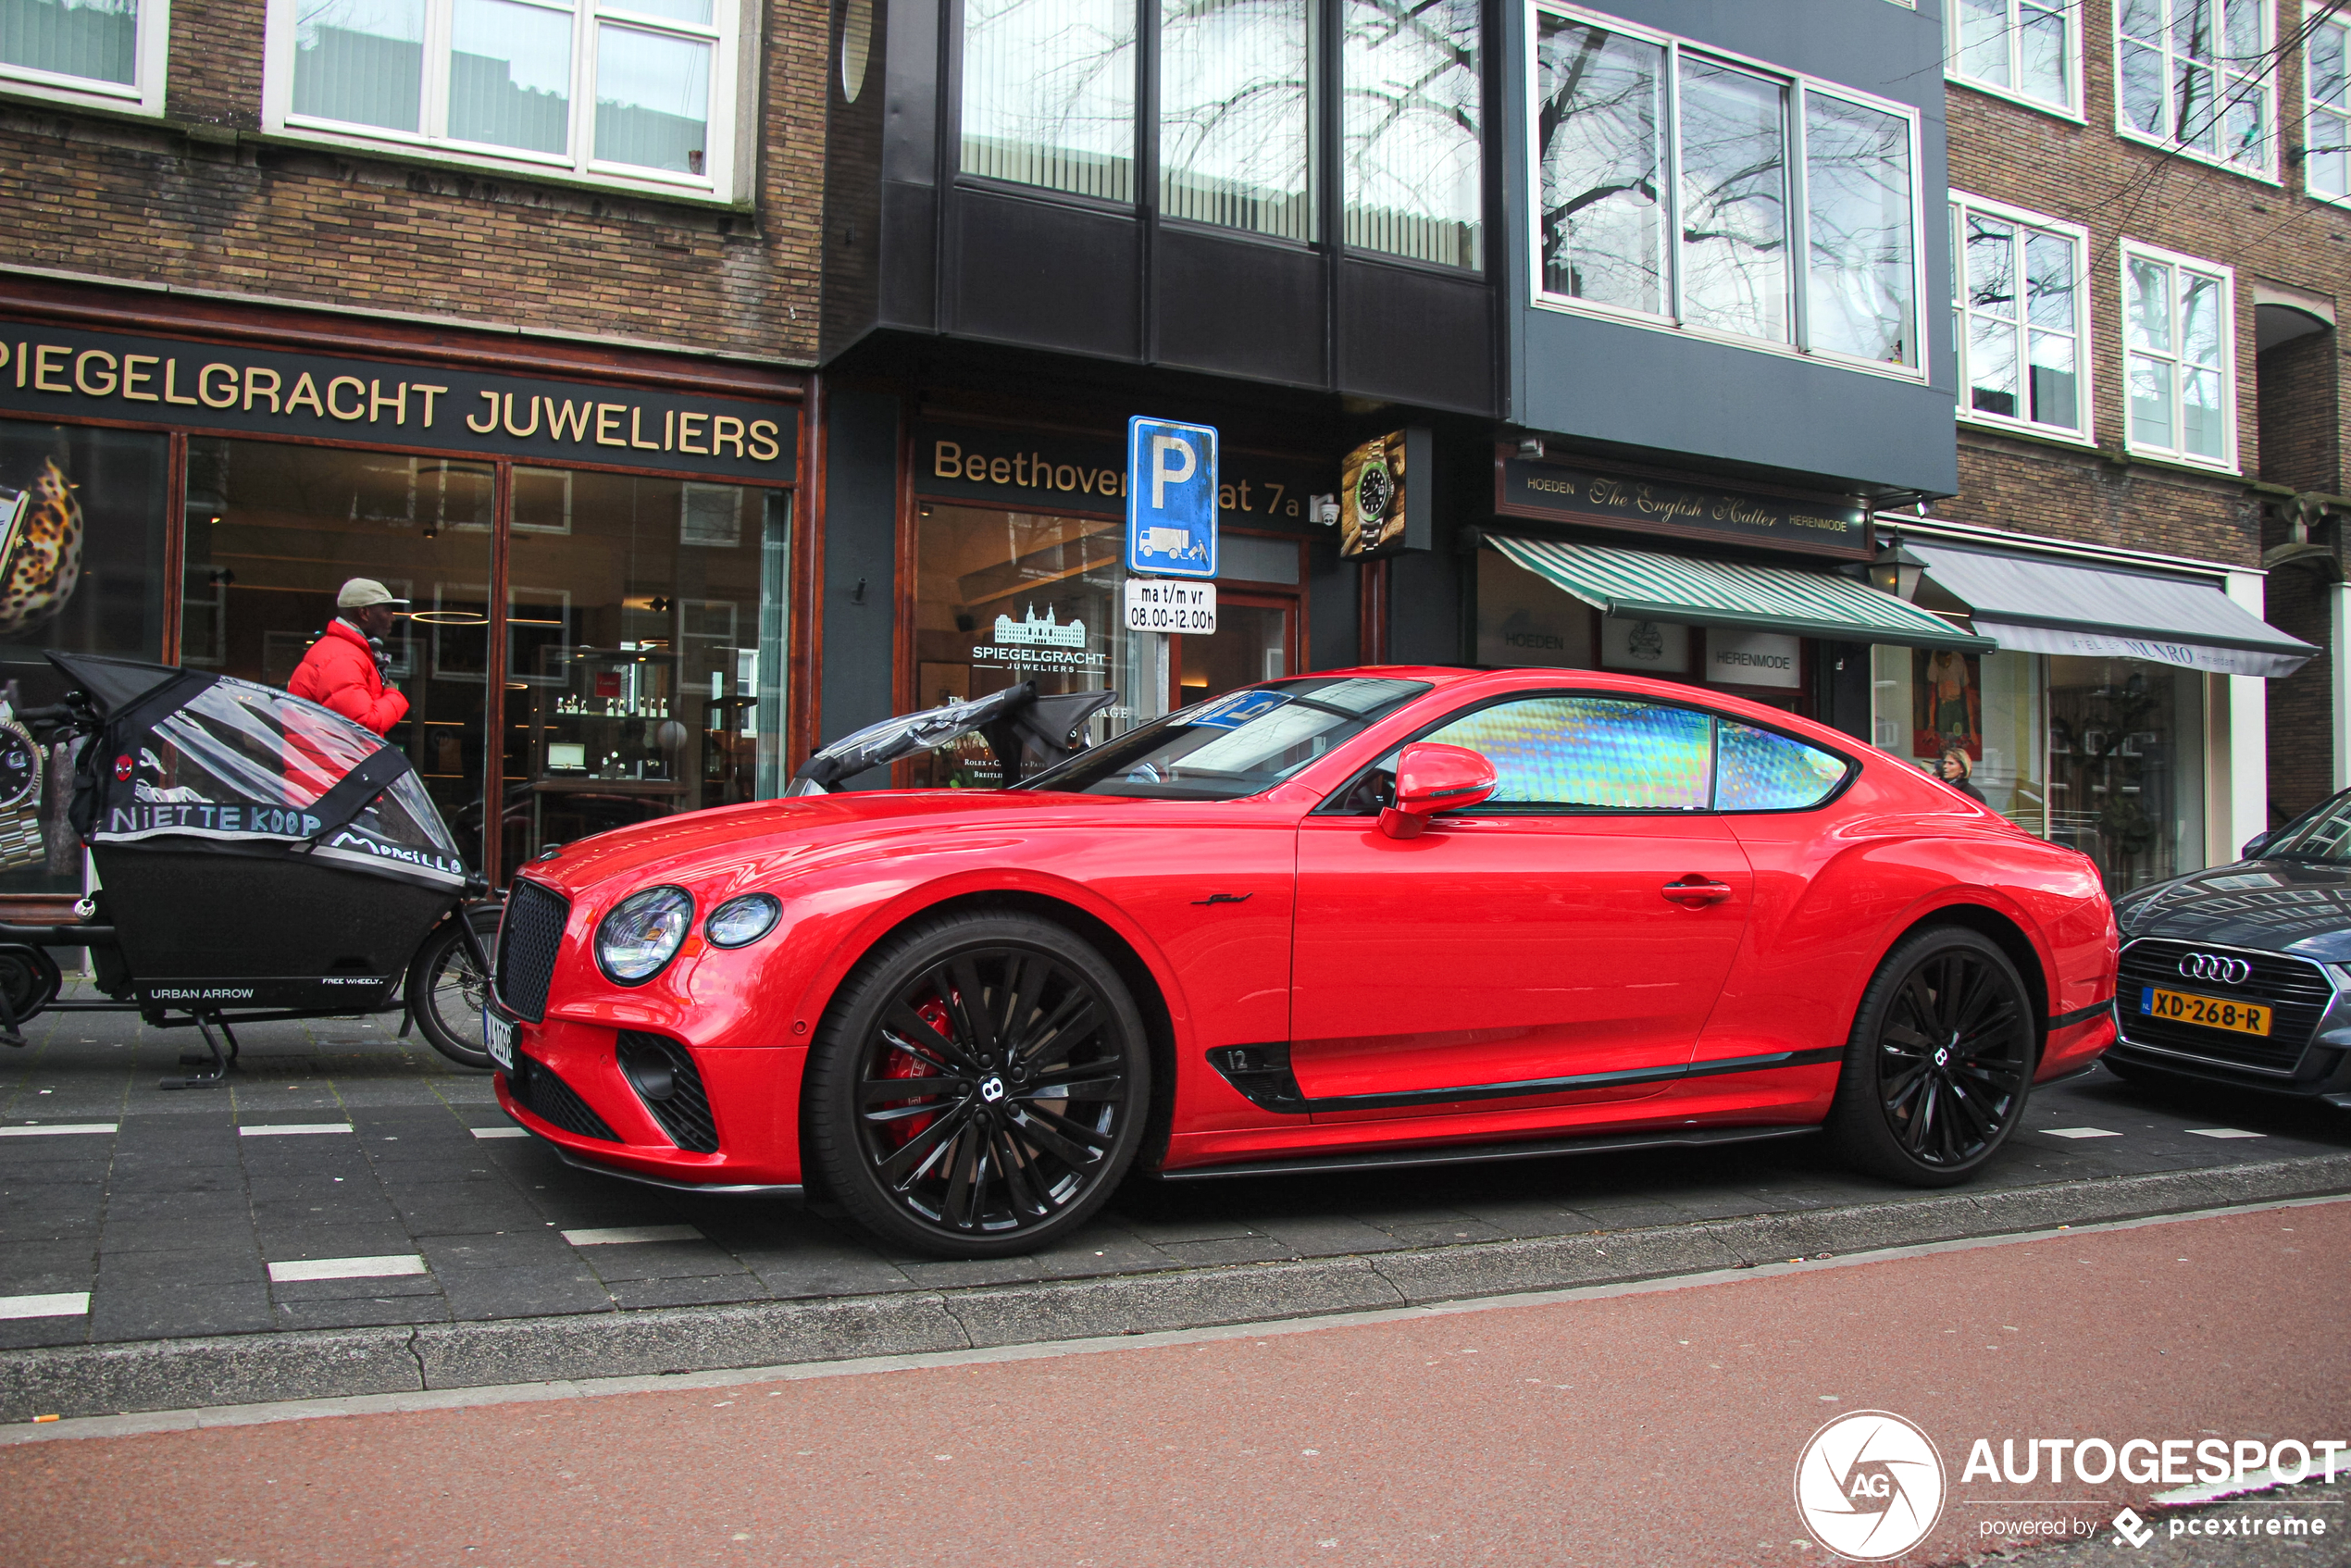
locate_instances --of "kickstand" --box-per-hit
[0,970,22,1049]
[162,1013,238,1089]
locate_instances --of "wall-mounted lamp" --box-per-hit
[1868,540,1927,602]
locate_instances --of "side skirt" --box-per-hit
[1155,1123,1822,1182]
[1205,1043,1845,1115]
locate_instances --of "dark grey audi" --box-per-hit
[2108,790,2351,1106]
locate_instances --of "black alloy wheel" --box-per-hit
[804,912,1151,1258]
[1827,926,2035,1186]
[405,906,502,1070]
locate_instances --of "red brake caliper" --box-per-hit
[878,997,952,1147]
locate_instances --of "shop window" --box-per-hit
[2121,243,2235,468]
[183,439,496,875]
[960,0,1137,201]
[268,0,743,196]
[0,422,169,896]
[502,468,788,868]
[1534,9,1920,370]
[0,0,167,113]
[1161,0,1317,242]
[2306,6,2351,203]
[2115,0,2273,178]
[1474,547,1591,668]
[1871,644,2048,837]
[1947,0,2080,116]
[2047,656,2205,893]
[1951,195,2088,437]
[1342,0,1481,269]
[1423,696,1711,811]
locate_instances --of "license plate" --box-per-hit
[482,1008,515,1071]
[2139,987,2271,1037]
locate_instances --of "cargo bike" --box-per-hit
[0,653,500,1086]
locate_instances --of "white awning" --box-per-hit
[1909,541,2316,678]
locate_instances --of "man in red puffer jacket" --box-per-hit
[289,579,410,735]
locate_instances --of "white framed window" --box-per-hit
[2306,3,2351,203]
[1528,4,1924,375]
[2120,241,2235,469]
[2114,0,2275,180]
[0,0,170,113]
[262,0,748,200]
[1947,0,2082,118]
[1950,193,2090,441]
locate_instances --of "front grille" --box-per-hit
[616,1031,719,1152]
[495,877,569,1023]
[2116,938,2332,1074]
[505,1052,619,1141]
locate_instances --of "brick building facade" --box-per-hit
[1934,0,2350,869]
[0,0,830,890]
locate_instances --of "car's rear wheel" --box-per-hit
[1826,926,2034,1186]
[803,911,1151,1258]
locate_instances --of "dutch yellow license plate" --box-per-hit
[2140,987,2271,1036]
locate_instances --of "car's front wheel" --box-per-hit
[803,911,1151,1258]
[1826,926,2035,1186]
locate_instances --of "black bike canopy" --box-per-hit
[52,653,469,891]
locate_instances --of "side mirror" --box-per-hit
[1378,742,1498,840]
[2241,831,2274,862]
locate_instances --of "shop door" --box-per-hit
[1176,593,1296,706]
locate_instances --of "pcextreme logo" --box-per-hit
[1794,1410,1948,1561]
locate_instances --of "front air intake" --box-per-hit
[616,1031,719,1152]
[505,1052,619,1141]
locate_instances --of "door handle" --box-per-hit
[1661,876,1734,907]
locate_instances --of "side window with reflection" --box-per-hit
[1714,720,1849,810]
[1423,697,1713,810]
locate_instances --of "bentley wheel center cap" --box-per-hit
[1934,1046,1950,1068]
[978,1076,1006,1104]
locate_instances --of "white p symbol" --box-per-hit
[1151,434,1196,510]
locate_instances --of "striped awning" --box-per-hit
[1488,535,1994,652]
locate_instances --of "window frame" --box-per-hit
[1944,0,2086,122]
[2110,0,2279,184]
[2303,0,2351,206]
[1314,687,1861,818]
[0,0,170,115]
[259,0,752,202]
[1524,1,1930,383]
[1948,190,2096,446]
[2117,238,2239,472]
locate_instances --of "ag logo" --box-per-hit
[1793,1410,1947,1561]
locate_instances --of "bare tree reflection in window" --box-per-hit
[961,0,1137,201]
[1535,16,1664,313]
[1161,0,1316,241]
[1342,0,1482,269]
[1678,59,1786,342]
[1805,93,1913,364]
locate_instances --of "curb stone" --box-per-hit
[3,1153,2347,1422]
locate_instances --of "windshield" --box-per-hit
[1022,677,1432,801]
[2258,792,2351,864]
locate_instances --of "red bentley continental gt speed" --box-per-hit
[487,668,2120,1258]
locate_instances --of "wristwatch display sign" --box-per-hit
[0,702,49,871]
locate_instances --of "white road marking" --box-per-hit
[266,1255,427,1284]
[18,1195,2349,1445]
[240,1124,353,1138]
[2185,1127,2267,1139]
[561,1226,703,1247]
[0,1292,89,1320]
[468,1127,528,1139]
[2040,1127,2122,1139]
[0,1124,115,1138]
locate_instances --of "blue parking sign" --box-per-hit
[1126,416,1218,579]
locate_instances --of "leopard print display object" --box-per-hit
[0,460,84,638]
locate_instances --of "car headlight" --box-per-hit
[595,886,694,984]
[705,892,782,949]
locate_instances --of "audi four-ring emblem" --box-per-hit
[2178,952,2252,985]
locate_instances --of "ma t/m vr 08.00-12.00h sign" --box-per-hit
[1126,416,1217,579]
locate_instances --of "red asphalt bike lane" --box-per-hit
[4,1200,2348,1568]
